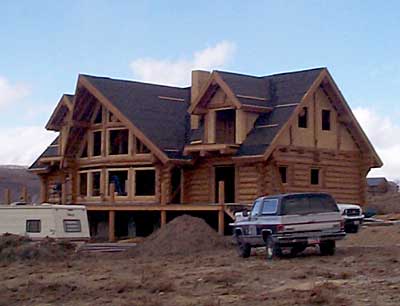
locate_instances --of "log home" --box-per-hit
[29,68,382,239]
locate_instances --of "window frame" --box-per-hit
[321,109,331,131]
[298,107,308,129]
[107,128,131,156]
[91,130,103,157]
[278,165,288,184]
[26,219,41,233]
[132,167,157,199]
[310,168,321,186]
[106,168,130,198]
[63,219,82,233]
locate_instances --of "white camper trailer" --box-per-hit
[0,204,90,240]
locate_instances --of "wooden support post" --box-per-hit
[108,210,115,242]
[218,181,225,235]
[61,183,67,205]
[21,186,28,202]
[161,182,167,205]
[4,188,11,204]
[110,183,115,203]
[161,210,167,227]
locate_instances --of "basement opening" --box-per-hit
[215,165,235,203]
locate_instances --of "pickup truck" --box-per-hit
[337,203,364,233]
[231,193,346,259]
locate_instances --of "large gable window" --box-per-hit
[298,107,308,128]
[109,129,129,155]
[136,138,150,154]
[322,110,331,131]
[90,171,101,197]
[92,131,102,156]
[135,169,156,196]
[108,170,128,196]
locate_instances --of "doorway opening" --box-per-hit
[215,166,235,203]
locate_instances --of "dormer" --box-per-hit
[184,70,272,156]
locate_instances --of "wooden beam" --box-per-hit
[110,183,115,203]
[4,188,10,205]
[108,210,115,242]
[218,181,225,235]
[161,210,167,227]
[85,204,223,211]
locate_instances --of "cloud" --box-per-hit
[0,76,30,110]
[353,107,400,180]
[0,126,56,166]
[130,41,236,86]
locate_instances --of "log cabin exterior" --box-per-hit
[29,68,382,239]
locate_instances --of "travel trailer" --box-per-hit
[0,204,90,240]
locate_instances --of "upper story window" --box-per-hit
[94,106,102,124]
[108,111,120,123]
[136,138,150,154]
[109,129,129,155]
[322,110,331,131]
[310,168,320,185]
[298,107,308,128]
[92,131,102,156]
[215,109,236,144]
[279,166,288,184]
[135,169,156,196]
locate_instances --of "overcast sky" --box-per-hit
[0,1,400,179]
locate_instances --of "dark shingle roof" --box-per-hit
[235,68,324,156]
[83,75,191,159]
[29,137,60,170]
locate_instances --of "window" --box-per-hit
[215,109,236,144]
[26,220,41,233]
[94,106,102,124]
[91,172,101,197]
[108,112,120,123]
[251,199,263,218]
[278,166,287,184]
[92,131,102,156]
[135,169,156,196]
[108,170,128,196]
[79,172,88,196]
[261,199,278,215]
[63,220,82,233]
[322,110,331,131]
[80,142,88,158]
[136,138,150,154]
[310,168,320,185]
[281,196,310,215]
[109,129,129,155]
[298,107,308,128]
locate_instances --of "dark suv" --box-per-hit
[231,193,346,259]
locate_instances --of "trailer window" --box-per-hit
[63,220,82,233]
[26,220,41,233]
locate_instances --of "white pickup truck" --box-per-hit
[337,203,364,233]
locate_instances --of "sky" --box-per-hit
[0,0,400,179]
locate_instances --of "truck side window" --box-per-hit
[251,199,263,218]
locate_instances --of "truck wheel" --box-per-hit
[266,236,281,260]
[352,225,359,233]
[237,242,251,258]
[320,240,336,256]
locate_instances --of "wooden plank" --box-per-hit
[108,210,115,242]
[161,210,167,227]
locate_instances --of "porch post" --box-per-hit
[218,181,225,235]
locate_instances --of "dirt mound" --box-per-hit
[0,233,76,262]
[132,215,229,257]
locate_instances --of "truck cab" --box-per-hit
[231,193,346,259]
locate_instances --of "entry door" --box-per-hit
[215,166,235,203]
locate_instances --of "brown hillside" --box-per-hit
[0,166,40,203]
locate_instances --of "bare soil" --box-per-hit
[1,223,400,306]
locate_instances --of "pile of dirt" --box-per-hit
[0,233,76,262]
[132,215,229,257]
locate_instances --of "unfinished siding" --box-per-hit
[236,164,259,203]
[272,147,363,204]
[183,162,211,203]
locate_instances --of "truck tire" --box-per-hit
[266,236,281,260]
[290,243,307,257]
[234,234,251,258]
[320,240,336,256]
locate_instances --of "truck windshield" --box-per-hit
[261,199,278,215]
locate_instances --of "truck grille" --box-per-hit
[345,208,360,216]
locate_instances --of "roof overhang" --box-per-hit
[45,94,74,131]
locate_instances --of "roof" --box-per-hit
[29,137,59,170]
[82,75,191,158]
[367,177,388,187]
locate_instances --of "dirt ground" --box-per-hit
[1,224,399,306]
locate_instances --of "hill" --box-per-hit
[0,165,40,203]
